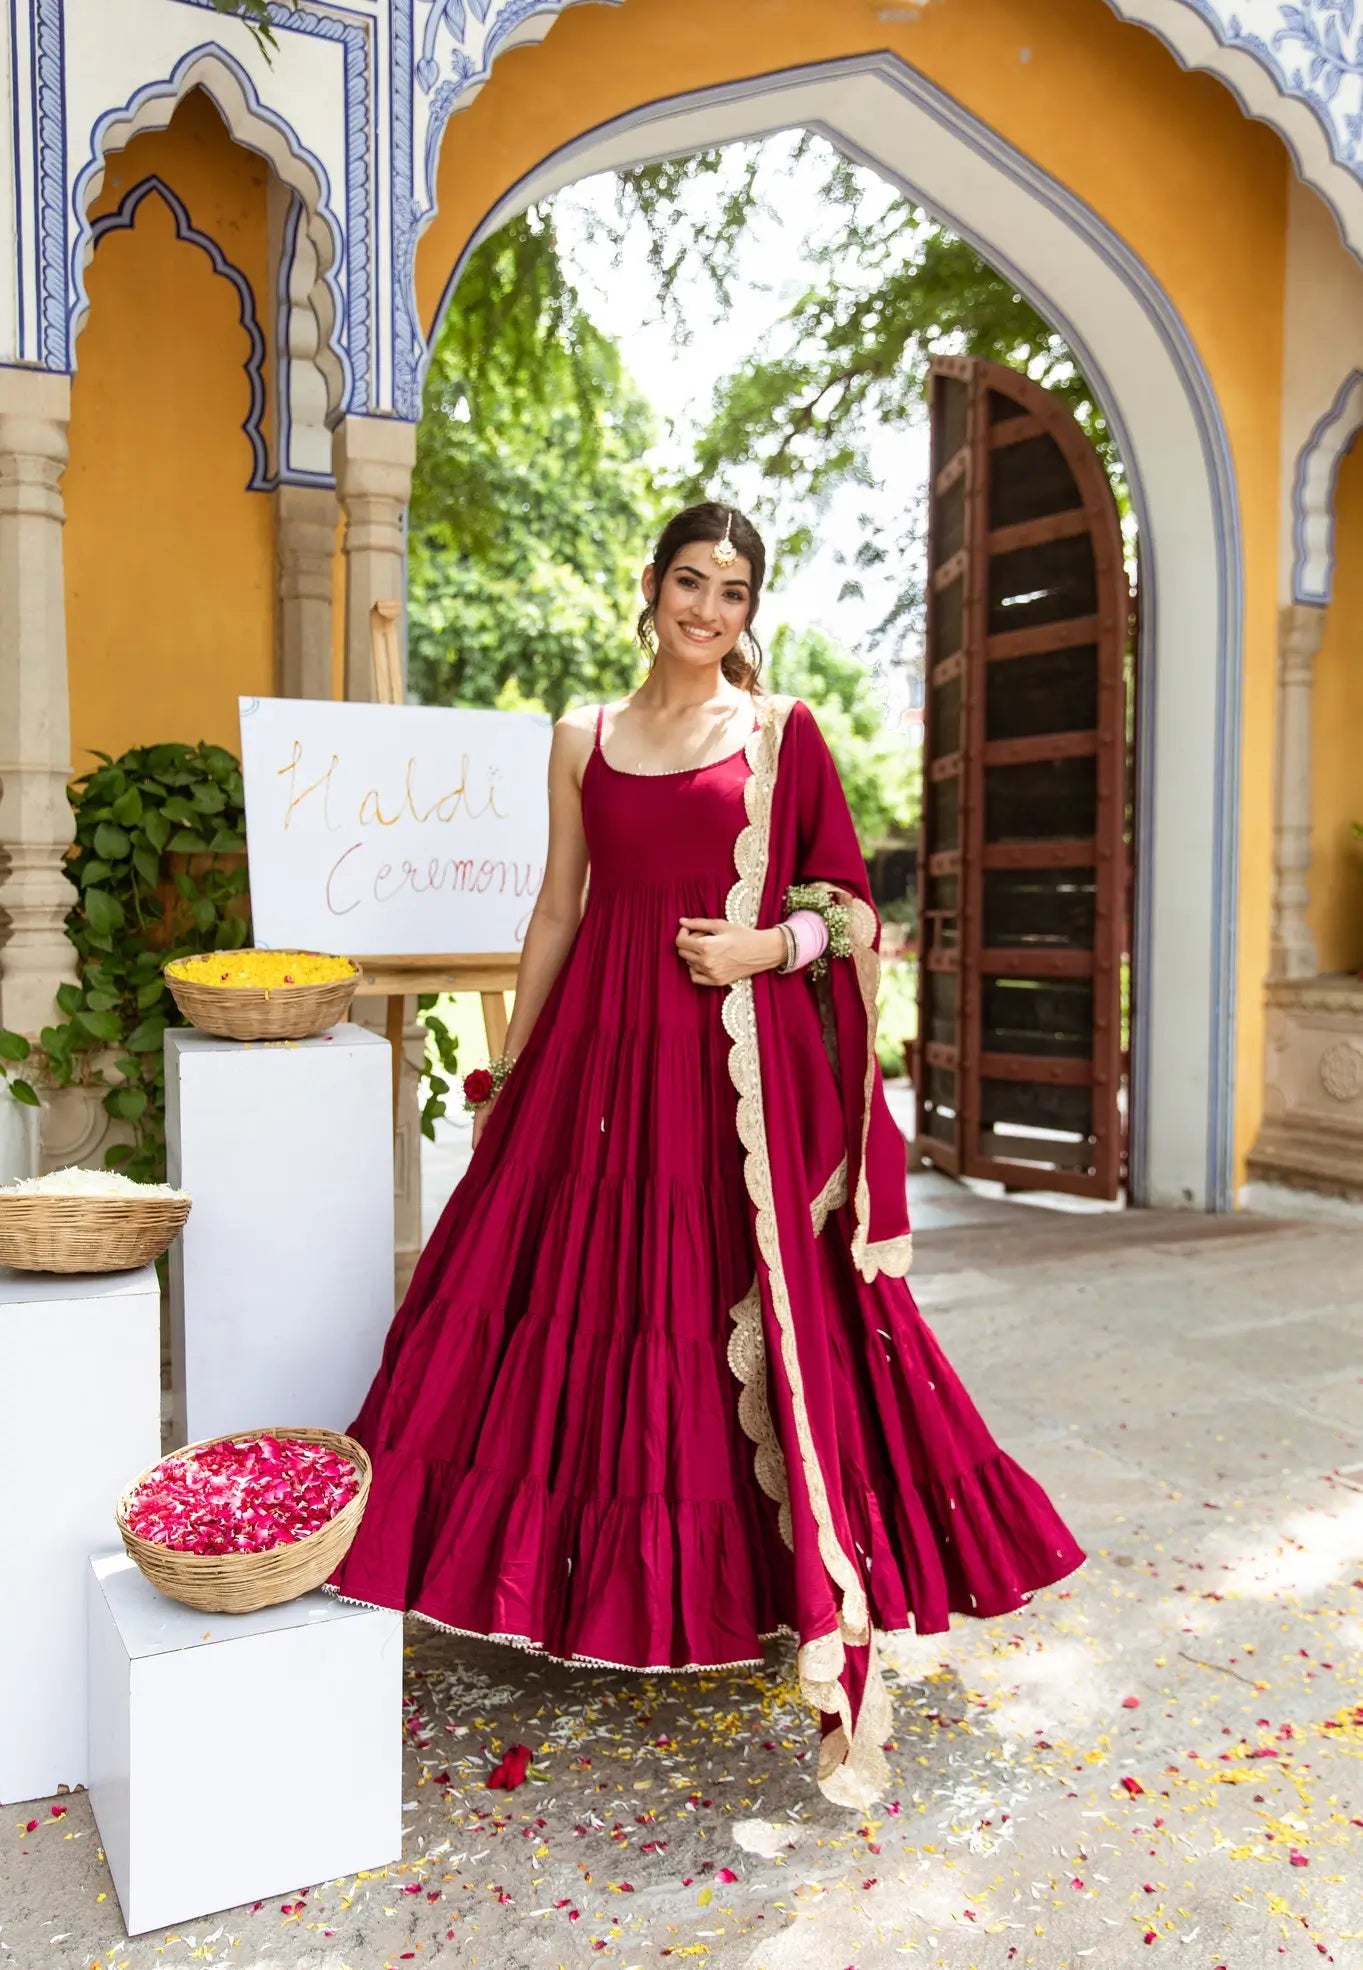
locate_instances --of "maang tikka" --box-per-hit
[711,510,738,569]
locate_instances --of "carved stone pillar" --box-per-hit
[1269,602,1326,981]
[274,483,340,699]
[0,368,80,1035]
[1246,602,1363,1201]
[334,414,422,1297]
[332,415,416,703]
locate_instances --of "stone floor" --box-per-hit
[7,1166,1363,1970]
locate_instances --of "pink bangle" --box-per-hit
[783,909,830,973]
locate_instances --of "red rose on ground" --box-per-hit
[487,1744,534,1790]
[464,1069,495,1105]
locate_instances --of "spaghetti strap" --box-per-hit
[594,704,605,752]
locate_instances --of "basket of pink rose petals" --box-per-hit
[116,1427,371,1614]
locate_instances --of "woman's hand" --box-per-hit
[676,918,786,988]
[471,1092,500,1149]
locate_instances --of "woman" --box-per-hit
[329,502,1084,1808]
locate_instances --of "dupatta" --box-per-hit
[723,693,913,1808]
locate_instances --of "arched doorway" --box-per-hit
[418,53,1241,1213]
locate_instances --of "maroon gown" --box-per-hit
[331,702,1082,1675]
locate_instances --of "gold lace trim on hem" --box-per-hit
[804,1622,895,1808]
[722,695,890,1808]
[320,1583,799,1674]
[862,1232,913,1276]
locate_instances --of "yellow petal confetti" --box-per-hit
[166,950,354,988]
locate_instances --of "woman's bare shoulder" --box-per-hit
[557,703,601,740]
[553,704,600,787]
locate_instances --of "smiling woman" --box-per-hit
[327,498,1085,1811]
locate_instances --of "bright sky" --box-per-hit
[551,134,931,720]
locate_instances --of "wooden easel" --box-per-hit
[355,601,521,1131]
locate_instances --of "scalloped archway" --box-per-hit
[69,45,348,443]
[421,50,1245,1212]
[1292,369,1363,605]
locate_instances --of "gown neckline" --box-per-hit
[592,698,759,781]
[590,741,752,783]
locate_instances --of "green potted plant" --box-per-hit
[0,1033,42,1185]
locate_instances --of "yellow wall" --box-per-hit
[61,0,1298,1183]
[1310,437,1363,973]
[65,90,274,768]
[413,0,1288,1182]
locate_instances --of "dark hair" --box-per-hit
[636,502,767,692]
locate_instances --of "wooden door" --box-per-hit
[913,356,1129,1199]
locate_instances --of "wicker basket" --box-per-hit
[116,1427,372,1615]
[164,952,359,1042]
[0,1191,191,1273]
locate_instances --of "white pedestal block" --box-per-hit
[0,1267,160,1805]
[165,1025,394,1445]
[88,1554,403,1934]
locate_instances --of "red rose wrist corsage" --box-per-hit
[462,1054,515,1113]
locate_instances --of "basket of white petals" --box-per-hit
[0,1167,191,1273]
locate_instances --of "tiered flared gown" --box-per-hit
[329,713,1084,1665]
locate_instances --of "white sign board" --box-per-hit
[239,697,551,956]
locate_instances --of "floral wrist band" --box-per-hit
[783,883,855,980]
[462,1054,516,1112]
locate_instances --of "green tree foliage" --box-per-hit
[768,625,920,851]
[407,209,662,721]
[609,141,1119,658]
[693,149,1109,485]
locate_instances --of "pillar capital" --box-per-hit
[0,371,71,531]
[333,413,418,492]
[274,482,341,700]
[333,415,417,703]
[1278,600,1325,679]
[0,366,72,423]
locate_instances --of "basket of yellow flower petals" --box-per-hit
[164,950,359,1042]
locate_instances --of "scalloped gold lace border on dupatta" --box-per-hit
[721,695,892,1810]
[809,1154,848,1236]
[802,888,913,1283]
[727,1153,848,1552]
[849,897,912,1277]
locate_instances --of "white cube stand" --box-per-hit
[88,1554,403,1934]
[0,1266,161,1805]
[165,1024,394,1445]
